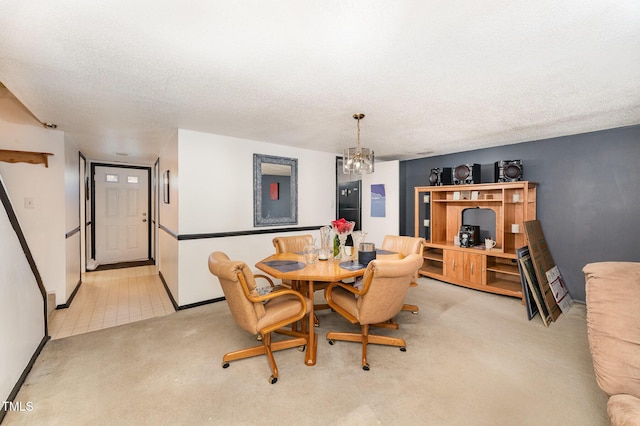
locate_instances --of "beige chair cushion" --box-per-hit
[608,394,640,426]
[330,254,423,325]
[208,253,265,333]
[273,234,314,254]
[209,251,311,335]
[257,294,311,331]
[584,262,640,399]
[381,235,424,279]
[381,235,424,257]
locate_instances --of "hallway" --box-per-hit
[48,265,175,339]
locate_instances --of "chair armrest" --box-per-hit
[257,288,309,334]
[327,280,365,297]
[254,274,275,287]
[236,270,307,333]
[325,281,363,324]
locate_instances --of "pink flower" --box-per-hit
[331,218,354,234]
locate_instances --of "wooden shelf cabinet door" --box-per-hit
[464,252,484,285]
[444,250,484,286]
[444,250,464,282]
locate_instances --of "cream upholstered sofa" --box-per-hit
[583,262,640,425]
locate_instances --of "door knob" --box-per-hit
[142,219,147,222]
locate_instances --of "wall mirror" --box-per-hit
[253,154,298,226]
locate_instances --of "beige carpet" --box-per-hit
[4,278,608,425]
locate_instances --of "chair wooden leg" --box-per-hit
[222,335,306,363]
[401,281,419,314]
[401,303,419,314]
[371,319,399,330]
[361,324,369,370]
[222,331,307,383]
[326,325,406,370]
[326,331,363,343]
[366,334,406,347]
[262,333,279,382]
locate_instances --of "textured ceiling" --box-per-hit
[1,1,639,164]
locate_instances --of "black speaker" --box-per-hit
[453,164,481,185]
[429,167,452,186]
[459,225,480,248]
[495,160,523,182]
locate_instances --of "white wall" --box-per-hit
[164,129,337,306]
[0,174,45,403]
[361,160,400,247]
[64,136,81,298]
[0,115,68,306]
[158,130,179,302]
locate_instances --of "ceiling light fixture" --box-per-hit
[343,113,374,174]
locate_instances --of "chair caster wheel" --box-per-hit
[363,364,370,371]
[256,334,262,341]
[400,347,406,352]
[328,339,334,345]
[314,323,319,327]
[412,311,418,314]
[298,345,306,352]
[222,362,230,368]
[269,375,277,384]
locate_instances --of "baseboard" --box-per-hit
[158,271,179,311]
[158,271,225,311]
[92,259,155,271]
[0,335,49,424]
[56,279,82,309]
[177,297,225,311]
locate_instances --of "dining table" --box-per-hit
[255,250,401,366]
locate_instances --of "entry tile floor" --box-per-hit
[48,265,176,340]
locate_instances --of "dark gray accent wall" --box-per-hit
[400,125,640,302]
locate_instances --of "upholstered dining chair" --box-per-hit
[325,253,423,370]
[272,234,314,292]
[381,235,425,314]
[273,234,331,326]
[208,251,310,384]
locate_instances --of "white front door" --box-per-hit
[94,165,150,265]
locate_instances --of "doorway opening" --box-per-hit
[89,163,152,270]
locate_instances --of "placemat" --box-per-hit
[262,260,307,272]
[339,261,366,271]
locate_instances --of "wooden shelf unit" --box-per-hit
[0,149,54,167]
[414,181,537,299]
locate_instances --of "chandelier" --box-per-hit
[343,113,374,174]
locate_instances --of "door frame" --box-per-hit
[90,162,152,263]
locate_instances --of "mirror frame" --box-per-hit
[253,154,298,227]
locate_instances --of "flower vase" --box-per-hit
[337,233,349,261]
[331,219,355,261]
[319,225,332,260]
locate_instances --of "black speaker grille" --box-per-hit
[454,165,470,180]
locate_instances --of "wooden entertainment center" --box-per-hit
[414,181,536,299]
